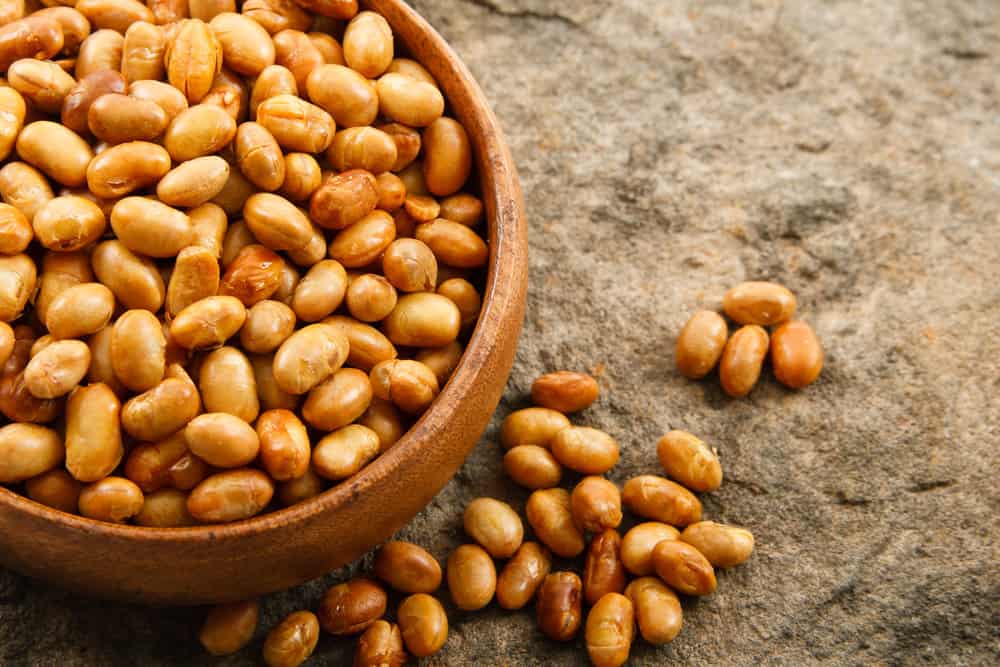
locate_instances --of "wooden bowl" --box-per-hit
[0,0,527,605]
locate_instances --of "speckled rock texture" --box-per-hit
[2,0,999,665]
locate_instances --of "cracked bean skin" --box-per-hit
[585,593,634,667]
[536,572,582,642]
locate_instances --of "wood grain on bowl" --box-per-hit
[0,0,527,605]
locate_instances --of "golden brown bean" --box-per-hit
[570,477,622,534]
[0,321,14,369]
[0,162,52,222]
[401,196,437,224]
[255,93,334,153]
[35,253,93,326]
[242,0,311,35]
[219,244,285,305]
[134,488,195,526]
[723,280,796,326]
[537,572,582,641]
[185,411,259,468]
[397,594,447,658]
[75,0,154,33]
[16,121,92,188]
[199,346,259,421]
[255,408,309,480]
[435,280,479,331]
[657,429,722,492]
[164,103,237,161]
[585,593,634,667]
[312,423,379,480]
[200,67,248,124]
[155,156,231,208]
[29,195,103,252]
[165,18,223,103]
[375,72,442,128]
[583,529,626,605]
[675,310,728,379]
[110,197,192,258]
[78,476,144,523]
[86,140,171,199]
[550,427,619,475]
[323,315,397,372]
[370,124,417,174]
[120,21,164,83]
[127,78,188,122]
[170,295,247,349]
[318,578,387,636]
[302,367,372,431]
[221,219,255,266]
[680,521,755,568]
[243,192,315,251]
[358,397,403,452]
[121,375,200,441]
[309,169,377,230]
[91,240,165,312]
[0,370,44,424]
[770,319,823,389]
[345,273,396,323]
[199,600,259,656]
[526,488,585,558]
[0,16,64,72]
[188,468,273,522]
[270,258,300,304]
[276,467,323,505]
[502,445,561,490]
[374,172,406,212]
[250,352,299,411]
[109,310,166,392]
[304,63,376,128]
[209,169,253,218]
[652,539,716,596]
[328,209,396,268]
[8,58,76,114]
[447,544,495,611]
[385,58,436,87]
[123,431,187,492]
[235,121,284,191]
[373,541,442,594]
[374,239,437,295]
[0,87,25,162]
[0,423,63,483]
[240,299,295,353]
[25,468,82,514]
[64,382,122,482]
[0,253,34,322]
[85,325,125,396]
[29,335,54,358]
[45,283,114,341]
[262,610,319,667]
[439,193,482,227]
[209,12,274,76]
[272,322,348,394]
[166,245,220,317]
[499,407,570,450]
[296,0,357,19]
[354,620,407,667]
[719,324,769,398]
[75,29,123,79]
[189,0,236,22]
[279,152,321,201]
[531,371,599,414]
[622,475,701,527]
[285,224,326,267]
[306,30,341,64]
[463,497,523,558]
[148,0,188,25]
[272,28,322,91]
[342,11,392,78]
[496,541,550,610]
[327,126,397,175]
[1,324,34,376]
[383,292,460,349]
[248,64,296,119]
[31,7,89,56]
[369,358,438,415]
[422,118,471,197]
[624,577,682,645]
[415,219,487,269]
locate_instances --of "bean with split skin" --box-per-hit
[309,169,377,230]
[397,594,448,658]
[369,358,439,415]
[652,539,717,596]
[354,620,408,667]
[585,593,634,667]
[317,578,387,636]
[583,529,626,605]
[496,541,551,610]
[622,475,702,527]
[262,610,320,667]
[23,339,90,399]
[536,572,582,641]
[657,429,723,492]
[570,476,622,534]
[272,322,348,394]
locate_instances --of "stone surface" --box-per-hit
[3,0,999,665]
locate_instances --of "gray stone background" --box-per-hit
[2,0,999,664]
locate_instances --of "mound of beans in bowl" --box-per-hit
[0,1,487,527]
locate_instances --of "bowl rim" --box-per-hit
[0,0,526,546]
